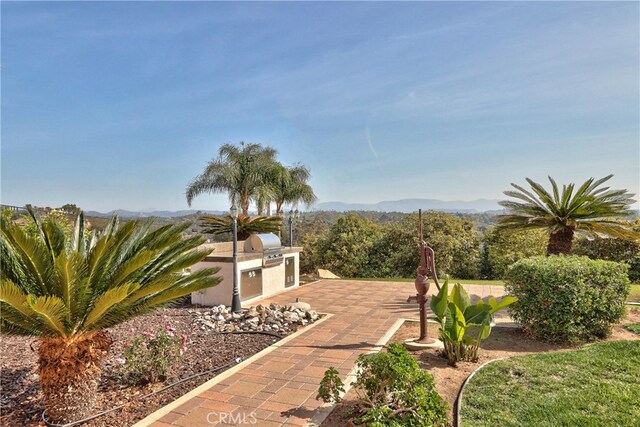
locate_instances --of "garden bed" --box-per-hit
[0,307,284,427]
[321,308,640,426]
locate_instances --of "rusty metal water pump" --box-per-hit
[404,209,443,350]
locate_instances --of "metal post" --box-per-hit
[418,293,427,341]
[288,210,294,248]
[230,207,241,313]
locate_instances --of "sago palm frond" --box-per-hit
[0,207,220,337]
[199,214,282,240]
[497,175,638,240]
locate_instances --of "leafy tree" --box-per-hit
[481,227,547,279]
[369,212,480,279]
[497,175,638,255]
[315,213,381,277]
[0,208,220,424]
[299,231,324,274]
[298,215,334,274]
[186,142,278,215]
[306,211,480,279]
[573,219,640,281]
[60,203,81,215]
[199,214,281,240]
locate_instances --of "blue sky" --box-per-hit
[2,1,638,212]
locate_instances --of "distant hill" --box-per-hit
[313,198,501,213]
[85,209,225,218]
[83,199,502,217]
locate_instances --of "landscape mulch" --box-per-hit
[1,307,281,427]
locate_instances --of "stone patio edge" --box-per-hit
[131,312,335,427]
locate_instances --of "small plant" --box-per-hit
[506,255,630,343]
[317,344,448,426]
[317,367,345,403]
[430,280,517,366]
[119,324,188,385]
[625,323,640,335]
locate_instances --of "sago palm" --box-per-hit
[186,142,278,215]
[0,207,220,424]
[200,214,282,240]
[497,175,638,255]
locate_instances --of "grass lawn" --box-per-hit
[340,277,505,286]
[628,284,640,303]
[460,340,640,427]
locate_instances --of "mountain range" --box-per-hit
[83,198,502,217]
[84,209,225,218]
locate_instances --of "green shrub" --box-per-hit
[506,256,630,343]
[119,325,188,384]
[317,344,448,426]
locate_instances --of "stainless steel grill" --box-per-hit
[244,233,284,267]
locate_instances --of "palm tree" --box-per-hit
[186,142,278,215]
[497,175,638,255]
[271,163,317,215]
[0,207,220,424]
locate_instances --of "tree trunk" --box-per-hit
[38,332,111,424]
[240,194,250,216]
[547,228,574,255]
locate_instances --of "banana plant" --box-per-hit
[430,280,517,366]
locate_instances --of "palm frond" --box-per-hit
[83,283,140,329]
[1,210,221,339]
[0,219,52,295]
[52,250,87,322]
[497,175,638,244]
[200,214,282,238]
[26,295,69,337]
[0,279,34,319]
[71,211,86,254]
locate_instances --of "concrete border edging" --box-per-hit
[131,313,334,427]
[455,357,507,427]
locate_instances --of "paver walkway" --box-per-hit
[143,280,506,427]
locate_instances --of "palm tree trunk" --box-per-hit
[38,332,111,424]
[240,194,250,216]
[547,228,574,255]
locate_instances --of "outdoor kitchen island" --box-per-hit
[190,233,303,307]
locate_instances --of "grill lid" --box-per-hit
[244,233,282,253]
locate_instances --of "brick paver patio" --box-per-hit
[140,280,506,427]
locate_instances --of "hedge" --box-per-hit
[505,255,630,343]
